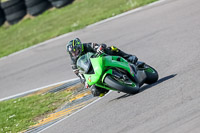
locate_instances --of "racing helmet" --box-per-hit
[66,38,83,59]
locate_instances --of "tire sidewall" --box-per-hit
[6,9,26,24]
[104,75,139,94]
[27,1,51,16]
[1,0,21,9]
[25,0,44,8]
[3,1,26,15]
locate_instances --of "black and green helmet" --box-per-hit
[66,38,83,59]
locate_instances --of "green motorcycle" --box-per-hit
[77,52,158,95]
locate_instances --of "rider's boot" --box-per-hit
[90,85,109,97]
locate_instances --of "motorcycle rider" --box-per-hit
[66,38,138,97]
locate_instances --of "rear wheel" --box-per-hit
[144,65,159,84]
[104,75,139,94]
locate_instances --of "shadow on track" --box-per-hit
[111,74,177,101]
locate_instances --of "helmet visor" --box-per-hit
[71,49,80,57]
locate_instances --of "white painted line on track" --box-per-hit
[38,91,112,133]
[0,0,168,62]
[0,78,79,102]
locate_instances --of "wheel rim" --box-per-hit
[145,68,155,73]
[111,75,136,88]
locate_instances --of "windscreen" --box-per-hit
[77,52,94,74]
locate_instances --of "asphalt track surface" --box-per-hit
[1,0,200,132]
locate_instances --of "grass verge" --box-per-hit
[0,91,72,133]
[0,0,158,58]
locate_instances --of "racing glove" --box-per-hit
[96,44,106,53]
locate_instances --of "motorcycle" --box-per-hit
[77,52,158,95]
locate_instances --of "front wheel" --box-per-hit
[144,65,159,84]
[104,75,139,94]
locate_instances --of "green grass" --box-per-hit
[0,91,72,133]
[0,0,158,58]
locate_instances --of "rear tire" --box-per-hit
[104,75,139,94]
[144,65,159,84]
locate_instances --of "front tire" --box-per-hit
[104,75,139,94]
[144,65,159,84]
